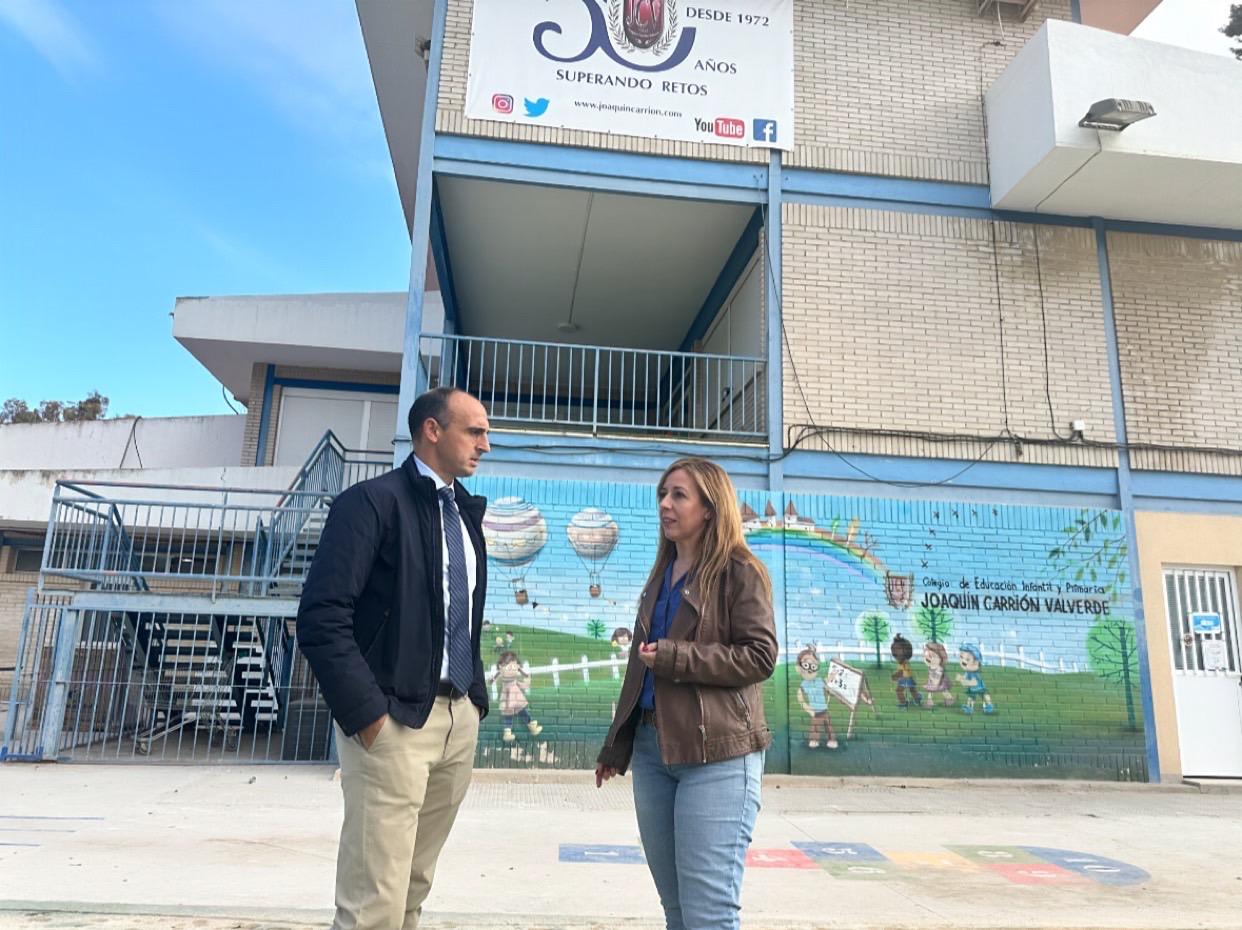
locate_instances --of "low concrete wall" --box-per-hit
[0,416,245,471]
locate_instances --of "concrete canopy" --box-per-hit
[172,292,443,402]
[986,21,1242,228]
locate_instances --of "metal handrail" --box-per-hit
[419,332,767,440]
[39,431,389,593]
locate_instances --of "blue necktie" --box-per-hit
[439,486,474,694]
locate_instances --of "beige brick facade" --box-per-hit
[239,362,268,467]
[0,573,37,708]
[435,0,1070,183]
[1108,233,1242,477]
[789,0,1069,183]
[780,205,1117,466]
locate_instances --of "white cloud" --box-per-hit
[154,0,382,152]
[193,221,299,288]
[0,0,101,79]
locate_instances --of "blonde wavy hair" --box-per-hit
[644,457,772,611]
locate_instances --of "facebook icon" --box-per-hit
[753,119,778,144]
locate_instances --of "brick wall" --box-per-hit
[240,363,268,467]
[0,573,37,709]
[436,0,1070,182]
[780,205,1116,465]
[462,473,1145,779]
[1108,233,1242,476]
[790,0,1069,183]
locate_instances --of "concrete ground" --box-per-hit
[0,764,1240,930]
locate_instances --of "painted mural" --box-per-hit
[467,475,1147,781]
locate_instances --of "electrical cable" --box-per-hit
[758,202,1011,489]
[221,385,241,414]
[120,416,144,468]
[1032,227,1075,440]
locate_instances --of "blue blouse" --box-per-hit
[639,561,689,711]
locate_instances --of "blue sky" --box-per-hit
[0,0,409,418]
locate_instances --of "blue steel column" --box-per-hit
[1095,219,1161,782]
[394,0,450,465]
[765,149,791,773]
[39,608,82,761]
[766,150,784,487]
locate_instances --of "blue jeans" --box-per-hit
[630,721,763,930]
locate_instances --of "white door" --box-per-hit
[698,256,761,432]
[1164,567,1242,777]
[273,389,396,466]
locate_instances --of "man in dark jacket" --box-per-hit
[297,386,491,930]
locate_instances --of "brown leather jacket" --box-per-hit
[597,551,778,772]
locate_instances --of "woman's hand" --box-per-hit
[595,763,619,788]
[637,642,658,669]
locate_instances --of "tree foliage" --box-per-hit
[858,611,891,667]
[913,605,954,644]
[1047,509,1128,603]
[1223,3,1242,60]
[585,618,607,640]
[1,391,109,424]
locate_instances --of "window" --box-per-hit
[13,548,43,573]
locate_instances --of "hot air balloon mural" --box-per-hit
[482,497,547,604]
[567,507,620,598]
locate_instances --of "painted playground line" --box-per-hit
[560,841,1150,887]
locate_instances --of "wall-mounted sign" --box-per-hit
[465,0,794,150]
[1191,612,1222,635]
[1202,639,1230,673]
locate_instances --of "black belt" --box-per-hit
[639,708,657,728]
[436,682,467,699]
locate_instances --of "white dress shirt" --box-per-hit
[413,455,478,684]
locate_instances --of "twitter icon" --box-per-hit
[524,97,550,118]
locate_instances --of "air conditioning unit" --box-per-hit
[977,0,1038,20]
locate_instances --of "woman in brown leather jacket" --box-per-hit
[595,457,778,930]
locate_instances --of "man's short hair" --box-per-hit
[408,387,464,443]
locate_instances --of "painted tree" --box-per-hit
[913,606,954,644]
[1047,509,1128,604]
[1087,616,1140,730]
[585,618,606,640]
[857,612,891,667]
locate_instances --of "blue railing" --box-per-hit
[420,332,767,440]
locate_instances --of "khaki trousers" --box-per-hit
[332,695,479,930]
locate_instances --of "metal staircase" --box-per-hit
[2,432,388,763]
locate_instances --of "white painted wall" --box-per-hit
[987,20,1242,225]
[0,416,245,471]
[0,465,300,525]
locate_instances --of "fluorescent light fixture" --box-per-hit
[1078,98,1156,132]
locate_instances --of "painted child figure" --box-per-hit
[492,650,543,741]
[795,647,838,749]
[921,642,955,708]
[955,644,994,715]
[890,634,922,708]
[610,626,632,655]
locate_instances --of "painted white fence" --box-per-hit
[488,639,1081,696]
[788,641,1080,674]
[488,652,627,696]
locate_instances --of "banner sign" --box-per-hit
[464,0,794,150]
